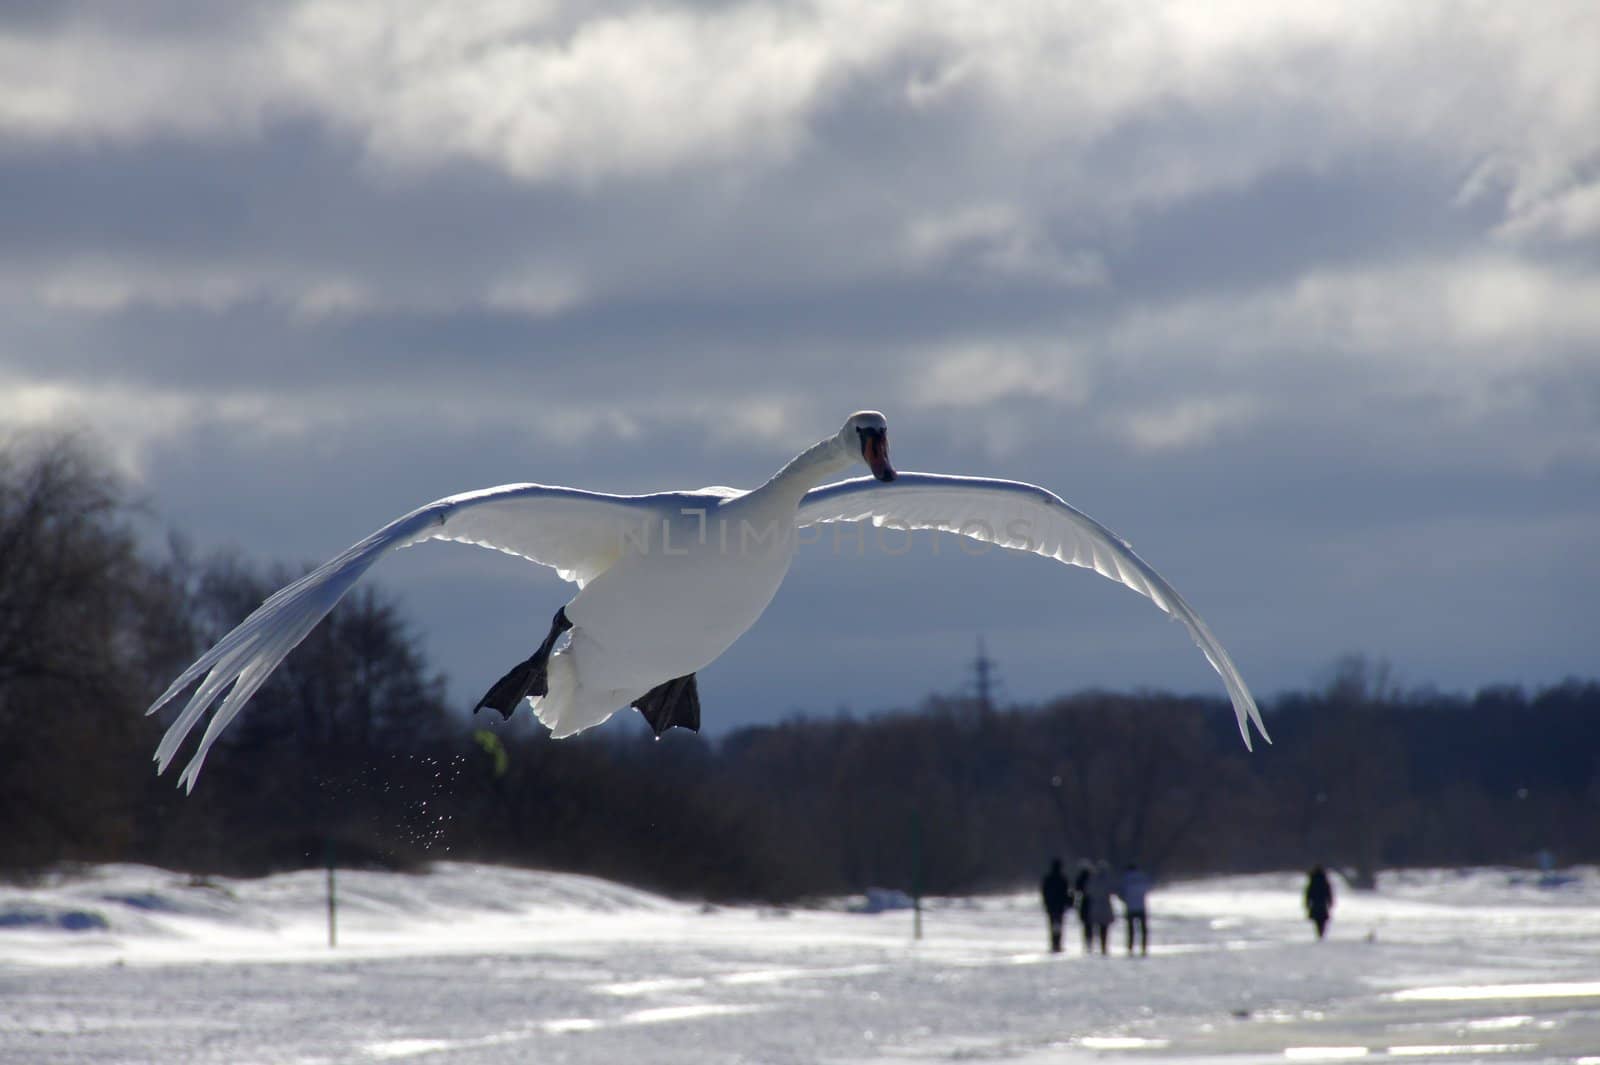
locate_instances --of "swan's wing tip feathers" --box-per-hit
[147,506,433,788]
[1231,694,1271,751]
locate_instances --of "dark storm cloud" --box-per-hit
[0,123,591,278]
[1100,159,1495,299]
[0,0,273,33]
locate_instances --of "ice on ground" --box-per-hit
[2,864,1597,1063]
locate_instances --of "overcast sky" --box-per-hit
[3,1,1596,733]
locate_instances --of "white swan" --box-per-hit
[150,411,1268,790]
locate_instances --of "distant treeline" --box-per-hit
[2,433,1595,899]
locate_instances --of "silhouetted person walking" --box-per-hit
[1074,860,1093,951]
[1040,858,1073,953]
[1085,860,1115,954]
[1305,865,1334,939]
[1117,862,1152,955]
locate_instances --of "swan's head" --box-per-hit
[841,410,896,482]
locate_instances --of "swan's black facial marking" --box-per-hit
[857,426,896,482]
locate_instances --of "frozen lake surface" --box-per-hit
[3,864,1597,1063]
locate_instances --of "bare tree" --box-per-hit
[0,433,158,867]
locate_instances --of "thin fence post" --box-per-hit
[326,838,337,949]
[912,812,923,941]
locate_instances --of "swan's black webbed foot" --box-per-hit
[474,608,572,719]
[632,674,701,737]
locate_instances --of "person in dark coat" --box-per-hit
[1040,858,1073,953]
[1305,865,1335,939]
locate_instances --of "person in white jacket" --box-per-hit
[1117,863,1153,956]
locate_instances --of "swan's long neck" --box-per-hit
[756,436,852,508]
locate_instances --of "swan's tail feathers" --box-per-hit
[473,609,572,719]
[530,651,625,739]
[148,507,441,793]
[631,674,701,737]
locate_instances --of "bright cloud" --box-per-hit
[2,2,1593,201]
[1114,394,1260,452]
[907,344,1087,410]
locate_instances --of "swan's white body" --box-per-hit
[150,414,1267,791]
[540,482,803,738]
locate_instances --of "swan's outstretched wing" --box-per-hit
[797,473,1269,749]
[150,484,668,791]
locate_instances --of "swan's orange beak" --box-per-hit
[862,430,896,482]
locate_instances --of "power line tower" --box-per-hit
[971,635,999,716]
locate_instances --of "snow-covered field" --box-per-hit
[3,864,1597,1064]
